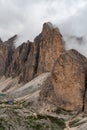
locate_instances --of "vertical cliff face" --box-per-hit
[52,49,87,111]
[35,22,65,74]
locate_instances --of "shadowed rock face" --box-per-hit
[0,35,17,76]
[0,55,5,76]
[52,49,87,112]
[0,38,3,43]
[6,41,33,82]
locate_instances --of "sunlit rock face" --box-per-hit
[36,22,64,74]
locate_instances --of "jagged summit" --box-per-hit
[4,34,17,46]
[7,34,17,42]
[43,22,54,30]
[0,35,17,46]
[42,22,61,37]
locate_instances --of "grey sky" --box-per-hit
[0,0,87,50]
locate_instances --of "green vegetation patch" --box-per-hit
[25,114,65,130]
[0,123,5,130]
[0,93,6,97]
[47,115,65,129]
[70,119,80,127]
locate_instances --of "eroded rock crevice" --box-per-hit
[34,50,40,75]
[33,42,40,75]
[82,74,87,112]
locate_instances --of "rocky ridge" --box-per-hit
[3,22,64,83]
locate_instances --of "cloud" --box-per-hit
[0,0,87,57]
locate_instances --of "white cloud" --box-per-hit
[0,0,87,57]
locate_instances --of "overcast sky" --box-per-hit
[0,0,87,54]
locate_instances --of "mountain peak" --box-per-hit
[4,34,18,45]
[43,22,53,29]
[42,22,61,36]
